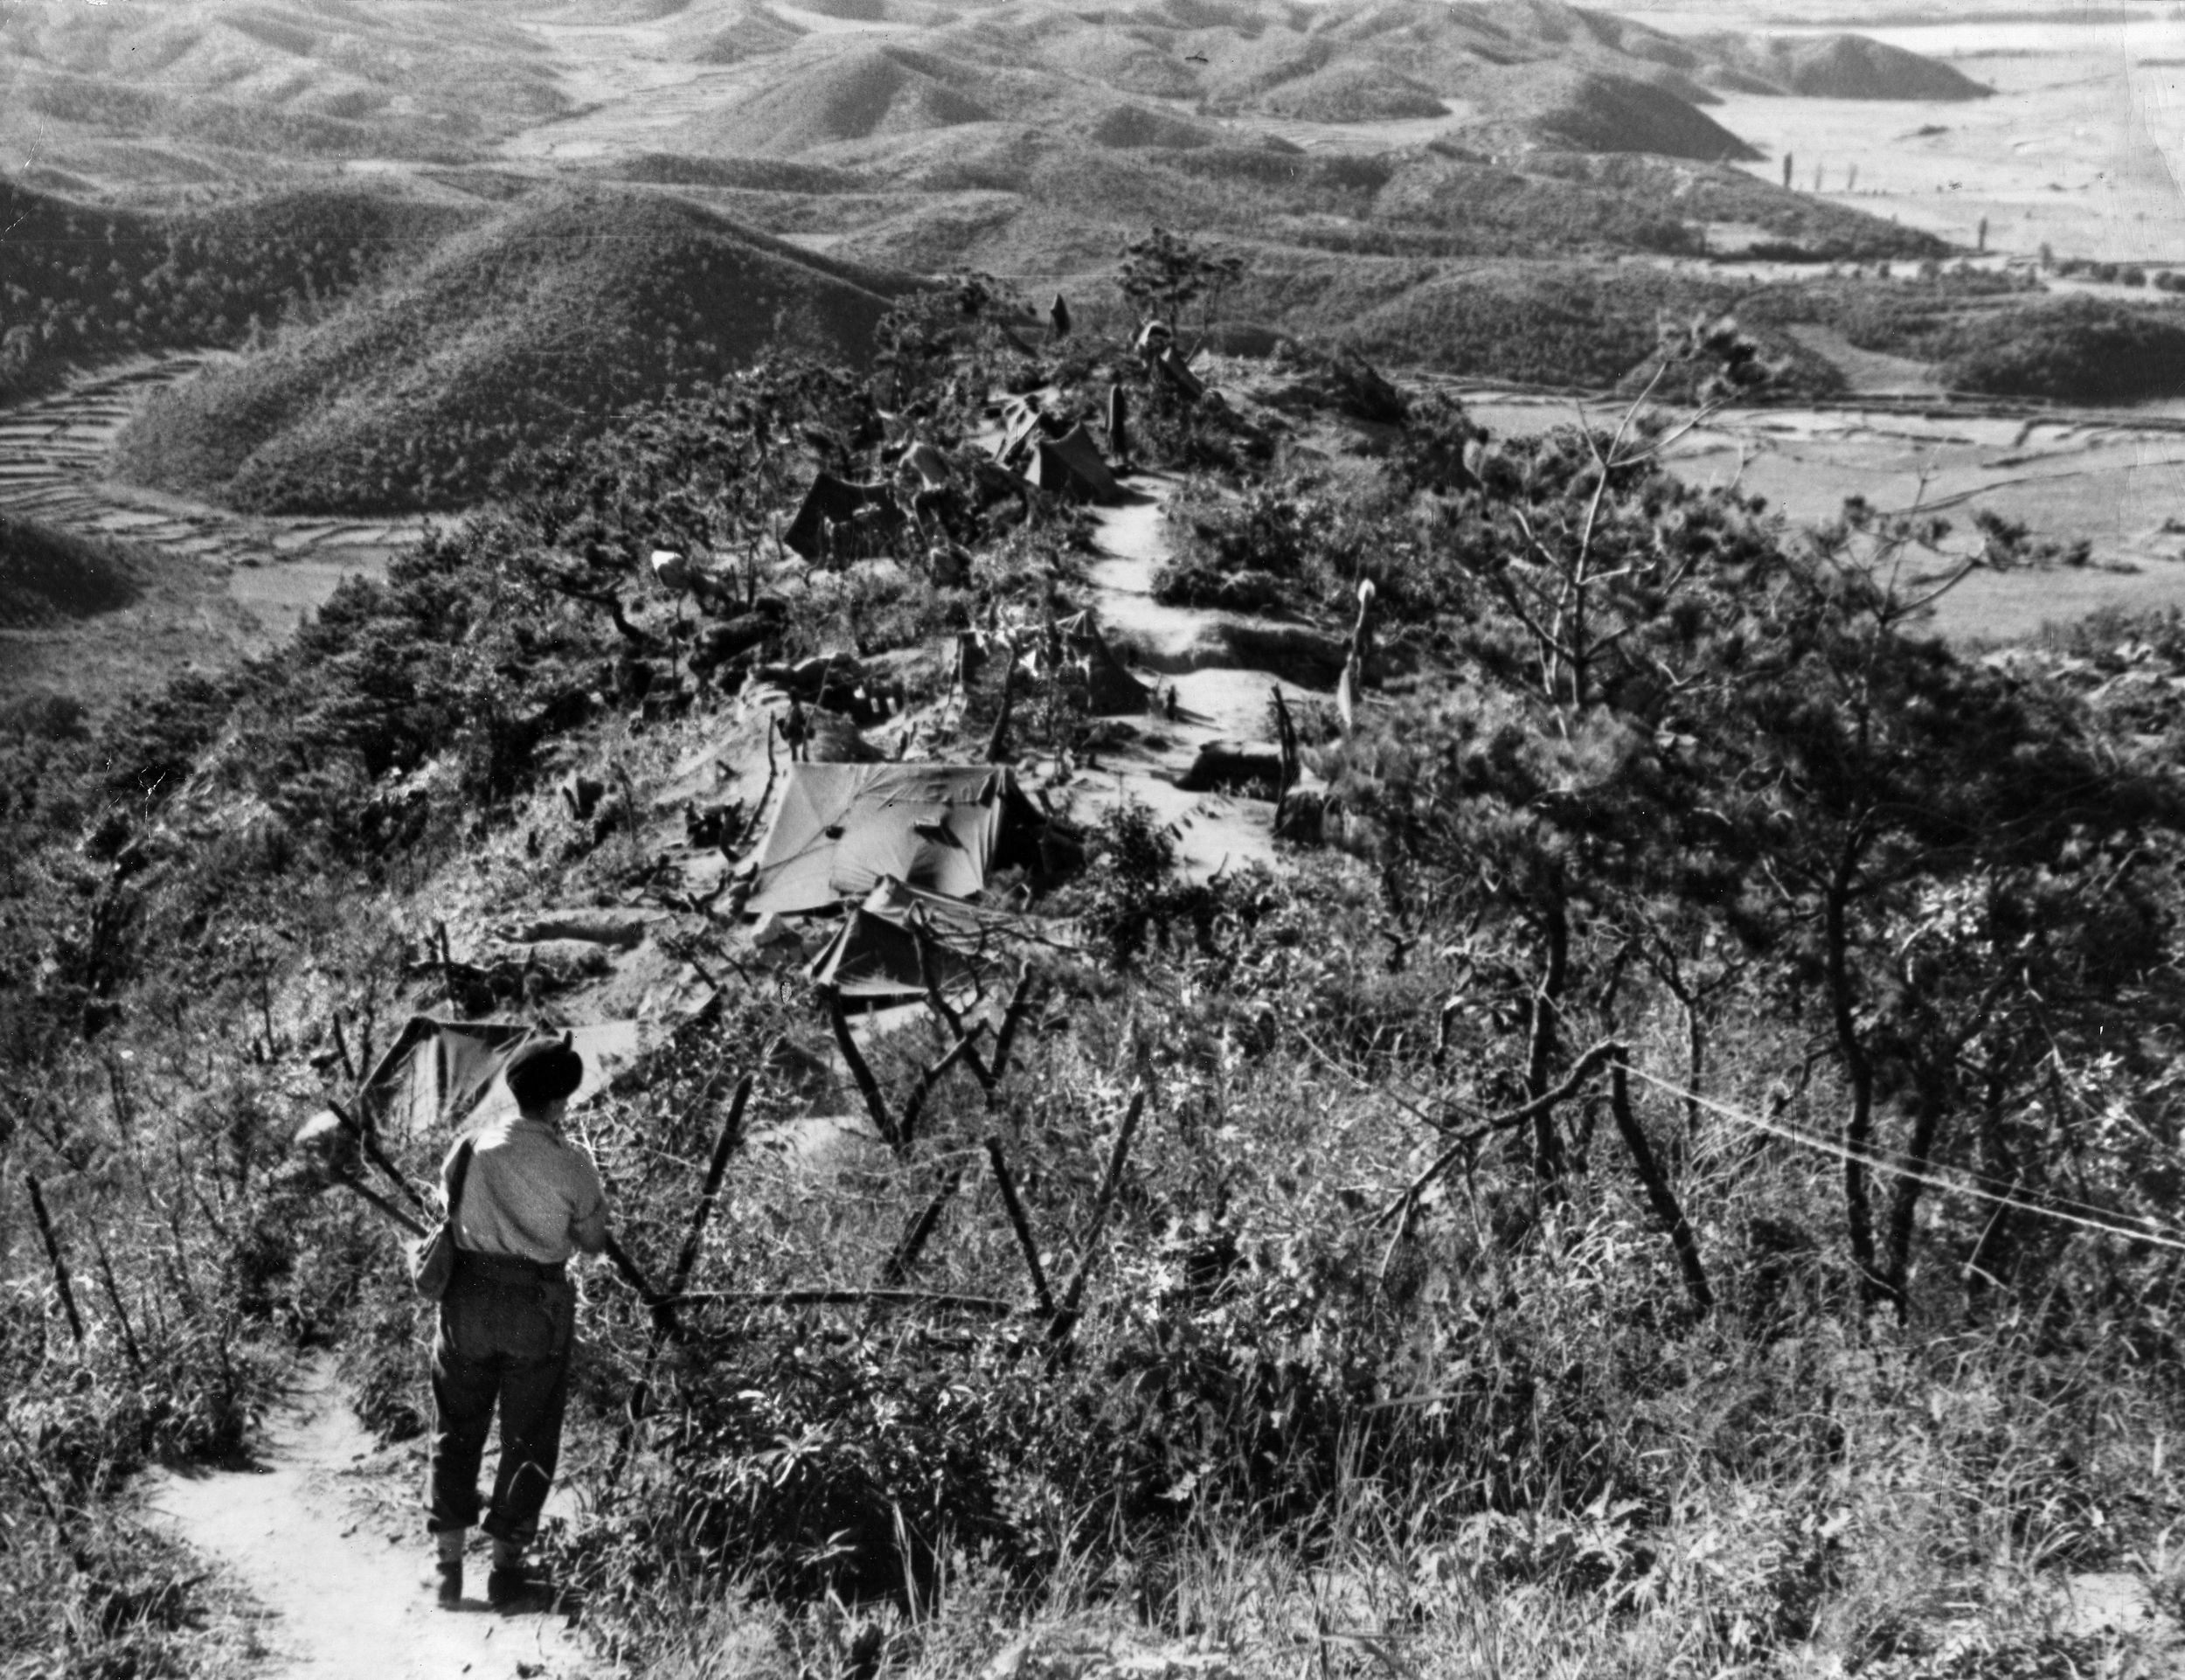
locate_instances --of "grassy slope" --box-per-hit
[113,187,920,513]
[0,178,484,405]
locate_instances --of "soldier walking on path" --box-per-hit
[427,1036,610,1612]
[784,694,811,761]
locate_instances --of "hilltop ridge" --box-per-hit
[113,186,919,513]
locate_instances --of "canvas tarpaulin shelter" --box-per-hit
[1049,607,1150,715]
[353,1015,640,1139]
[1025,425,1120,504]
[995,397,1044,468]
[805,875,998,1002]
[782,471,906,562]
[744,763,1047,917]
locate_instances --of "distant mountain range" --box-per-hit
[0,0,1985,513]
[0,0,1988,191]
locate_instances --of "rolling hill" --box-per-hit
[1701,31,1994,100]
[1,0,1985,517]
[0,178,483,406]
[683,43,1001,156]
[0,0,566,185]
[0,513,145,630]
[661,0,1972,165]
[113,187,919,514]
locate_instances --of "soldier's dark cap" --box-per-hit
[505,1033,584,1109]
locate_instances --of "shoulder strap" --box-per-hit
[447,1137,476,1221]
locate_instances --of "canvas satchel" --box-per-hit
[409,1138,475,1301]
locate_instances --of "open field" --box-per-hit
[0,354,419,712]
[1613,3,2184,256]
[1460,384,2185,639]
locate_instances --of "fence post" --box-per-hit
[25,1175,84,1345]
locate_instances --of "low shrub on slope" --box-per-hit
[1370,150,1701,257]
[1936,296,2185,404]
[0,515,145,628]
[1737,274,2185,400]
[1523,152,1950,261]
[114,187,919,513]
[1244,258,1744,388]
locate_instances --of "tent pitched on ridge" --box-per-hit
[745,762,1048,917]
[1051,607,1151,715]
[805,875,995,1002]
[1025,425,1120,504]
[352,1015,640,1140]
[782,471,906,562]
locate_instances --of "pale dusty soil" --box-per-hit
[1059,471,1323,883]
[1781,323,1940,397]
[143,1355,587,1680]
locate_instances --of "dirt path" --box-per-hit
[144,1356,586,1680]
[0,355,426,638]
[1060,471,1329,880]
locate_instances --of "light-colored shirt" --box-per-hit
[443,1116,609,1266]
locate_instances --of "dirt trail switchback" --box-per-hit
[146,1356,585,1680]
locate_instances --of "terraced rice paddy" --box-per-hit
[0,355,423,639]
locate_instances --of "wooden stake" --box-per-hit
[920,939,995,1093]
[25,1175,84,1345]
[344,1179,427,1239]
[984,659,1016,764]
[732,717,779,858]
[1050,1086,1148,1346]
[92,1233,142,1372]
[898,1024,989,1149]
[826,987,901,1151]
[989,969,1040,1083]
[881,1166,962,1285]
[599,1235,673,1337]
[329,1098,429,1213]
[1270,686,1301,830]
[609,1073,756,1491]
[984,1135,1055,1315]
[667,1074,754,1297]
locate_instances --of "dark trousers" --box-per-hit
[427,1253,576,1548]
